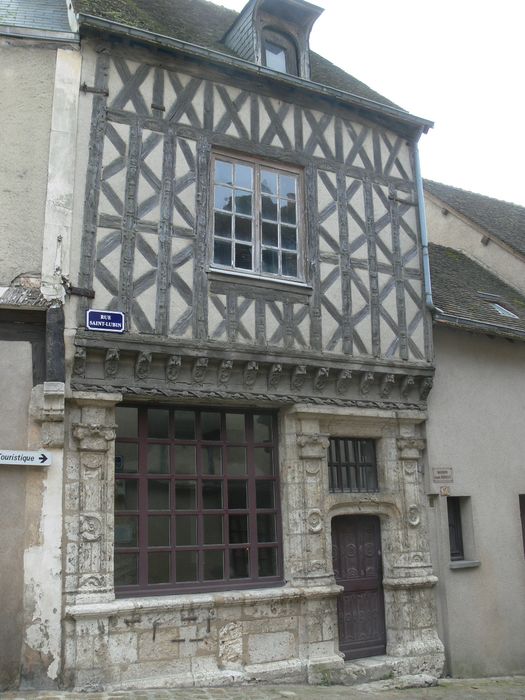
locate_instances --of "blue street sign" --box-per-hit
[86,309,125,334]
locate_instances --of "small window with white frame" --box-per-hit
[211,154,302,281]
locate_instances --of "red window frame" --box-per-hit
[114,406,283,597]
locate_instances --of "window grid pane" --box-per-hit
[115,408,282,595]
[327,438,378,493]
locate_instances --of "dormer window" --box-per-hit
[263,29,298,75]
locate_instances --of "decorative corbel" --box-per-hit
[243,361,259,388]
[135,352,152,380]
[267,363,282,390]
[360,371,374,395]
[104,348,119,378]
[313,367,329,392]
[166,355,182,382]
[380,374,395,398]
[192,357,208,383]
[336,369,352,395]
[401,375,415,398]
[297,433,331,460]
[419,376,433,401]
[218,360,233,386]
[291,365,307,391]
[397,437,426,460]
[73,347,86,377]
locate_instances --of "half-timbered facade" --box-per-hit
[7,0,445,689]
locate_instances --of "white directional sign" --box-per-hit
[0,450,52,466]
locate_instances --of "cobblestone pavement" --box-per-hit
[3,677,525,700]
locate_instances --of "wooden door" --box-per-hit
[331,515,386,660]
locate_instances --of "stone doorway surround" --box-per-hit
[62,393,444,690]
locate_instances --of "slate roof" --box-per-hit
[73,0,401,109]
[429,243,525,340]
[0,0,71,33]
[425,180,525,259]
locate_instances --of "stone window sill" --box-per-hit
[207,268,313,298]
[449,560,481,570]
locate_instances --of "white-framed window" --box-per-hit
[211,153,303,281]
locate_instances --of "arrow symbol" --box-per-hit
[39,454,48,464]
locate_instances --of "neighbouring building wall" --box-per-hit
[425,196,525,296]
[0,41,56,285]
[426,326,525,676]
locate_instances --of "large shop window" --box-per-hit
[327,438,378,493]
[114,407,282,596]
[212,154,303,281]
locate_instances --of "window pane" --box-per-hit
[174,445,196,474]
[115,443,138,474]
[176,481,196,510]
[235,190,252,216]
[254,414,272,442]
[176,551,198,582]
[174,410,195,440]
[230,548,249,579]
[201,412,221,440]
[148,480,170,510]
[228,480,247,509]
[214,239,231,266]
[203,480,223,509]
[258,548,277,577]
[257,514,276,543]
[235,244,252,270]
[116,407,138,438]
[215,160,232,185]
[204,550,224,580]
[226,413,245,442]
[149,552,170,585]
[262,195,278,221]
[115,515,138,546]
[235,216,252,242]
[235,163,253,189]
[261,170,277,195]
[149,515,170,546]
[254,447,273,476]
[215,211,232,238]
[203,446,222,475]
[280,201,296,225]
[262,222,278,247]
[227,446,247,475]
[176,515,197,546]
[281,225,297,250]
[229,514,248,544]
[147,444,169,474]
[358,440,375,463]
[280,175,296,199]
[282,252,298,278]
[115,480,138,510]
[115,553,138,586]
[262,248,278,274]
[215,185,233,211]
[148,409,169,438]
[256,481,275,509]
[265,42,287,73]
[204,514,224,544]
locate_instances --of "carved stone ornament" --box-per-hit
[79,574,104,589]
[380,374,395,398]
[267,363,283,390]
[397,437,426,460]
[401,375,415,398]
[135,351,152,380]
[313,367,329,392]
[243,361,259,388]
[408,504,421,527]
[290,365,307,391]
[218,360,233,386]
[166,355,182,382]
[297,433,330,460]
[419,376,434,401]
[336,369,352,395]
[73,423,117,452]
[104,348,119,378]
[307,509,323,533]
[192,357,208,383]
[73,347,86,377]
[80,515,102,542]
[360,371,374,395]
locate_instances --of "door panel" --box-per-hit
[332,515,386,660]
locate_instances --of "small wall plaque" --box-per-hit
[86,309,125,334]
[433,467,453,483]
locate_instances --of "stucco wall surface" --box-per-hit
[425,196,525,295]
[426,327,525,676]
[0,341,33,689]
[0,42,56,286]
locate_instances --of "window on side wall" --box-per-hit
[211,154,302,281]
[447,496,464,561]
[262,28,299,75]
[327,438,378,493]
[520,495,525,557]
[114,406,282,596]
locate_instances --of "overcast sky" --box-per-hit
[217,0,525,206]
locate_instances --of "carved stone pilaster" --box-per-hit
[72,423,116,452]
[397,437,426,461]
[297,433,330,460]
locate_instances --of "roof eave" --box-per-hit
[77,13,433,136]
[434,311,525,342]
